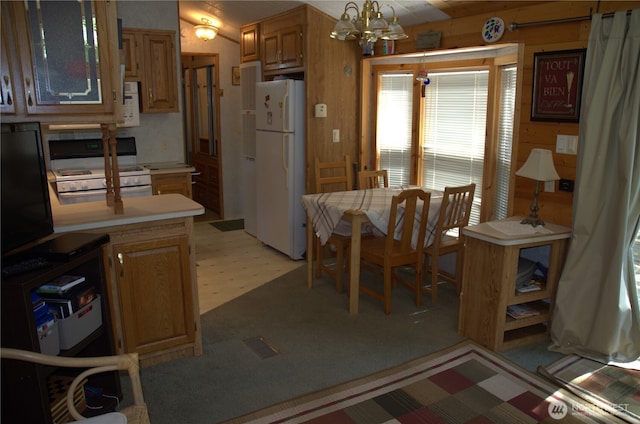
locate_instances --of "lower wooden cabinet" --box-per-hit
[459,217,570,351]
[113,235,194,355]
[151,172,192,198]
[90,217,202,367]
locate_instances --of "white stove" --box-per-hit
[49,137,152,204]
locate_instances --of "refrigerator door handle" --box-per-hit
[282,89,291,132]
[282,135,289,190]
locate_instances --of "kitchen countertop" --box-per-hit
[142,162,195,174]
[50,183,204,233]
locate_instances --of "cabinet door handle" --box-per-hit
[148,88,153,105]
[117,252,124,276]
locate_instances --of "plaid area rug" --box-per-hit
[224,341,616,423]
[539,355,640,423]
[210,219,245,232]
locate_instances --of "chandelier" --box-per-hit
[330,1,408,56]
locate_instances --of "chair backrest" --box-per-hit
[358,169,389,189]
[1,348,149,423]
[435,183,476,241]
[384,188,431,257]
[314,155,353,193]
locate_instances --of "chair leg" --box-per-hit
[431,254,439,303]
[315,236,322,278]
[455,249,464,294]
[415,261,423,307]
[383,265,392,315]
[335,242,344,293]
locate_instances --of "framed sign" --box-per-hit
[531,49,586,122]
[232,66,240,85]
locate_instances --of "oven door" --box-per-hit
[58,186,153,205]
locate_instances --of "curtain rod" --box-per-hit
[508,9,632,31]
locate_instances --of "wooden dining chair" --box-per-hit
[358,169,389,189]
[0,348,150,424]
[423,183,476,303]
[313,155,353,292]
[358,188,431,314]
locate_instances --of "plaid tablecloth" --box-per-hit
[301,187,444,249]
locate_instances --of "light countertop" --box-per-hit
[462,216,571,246]
[50,183,204,233]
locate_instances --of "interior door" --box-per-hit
[182,54,222,216]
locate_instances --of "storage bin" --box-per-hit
[38,319,60,356]
[516,257,538,289]
[57,295,102,350]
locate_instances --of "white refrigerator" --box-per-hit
[255,79,306,260]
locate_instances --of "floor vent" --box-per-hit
[243,336,279,359]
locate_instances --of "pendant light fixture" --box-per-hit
[194,18,218,41]
[330,1,408,56]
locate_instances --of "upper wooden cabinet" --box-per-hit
[0,0,120,123]
[260,9,304,74]
[262,25,303,72]
[240,23,260,63]
[0,22,16,115]
[121,32,140,80]
[122,28,178,113]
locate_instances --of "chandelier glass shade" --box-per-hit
[194,18,218,41]
[330,1,407,54]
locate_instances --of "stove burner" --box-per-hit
[59,169,92,177]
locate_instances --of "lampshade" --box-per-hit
[330,12,359,40]
[195,18,218,41]
[516,149,560,181]
[365,12,389,34]
[381,14,408,40]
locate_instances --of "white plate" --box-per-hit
[482,17,505,43]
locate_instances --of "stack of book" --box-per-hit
[516,279,543,294]
[32,291,55,336]
[507,304,541,319]
[37,275,96,319]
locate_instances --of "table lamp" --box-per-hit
[516,148,560,227]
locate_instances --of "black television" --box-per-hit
[1,122,54,256]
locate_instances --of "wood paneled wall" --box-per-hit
[363,1,638,227]
[303,7,361,194]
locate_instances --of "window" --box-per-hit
[372,57,518,224]
[495,66,518,219]
[377,73,413,187]
[421,70,488,224]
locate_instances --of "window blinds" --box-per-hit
[421,70,489,225]
[495,66,517,219]
[377,73,413,187]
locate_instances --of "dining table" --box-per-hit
[301,186,444,314]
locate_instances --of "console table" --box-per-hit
[458,217,571,351]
